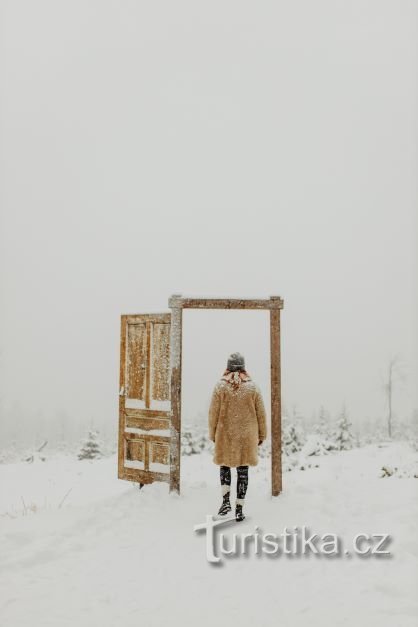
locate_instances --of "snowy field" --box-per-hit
[1,442,417,627]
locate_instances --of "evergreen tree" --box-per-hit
[304,406,336,455]
[78,430,102,460]
[282,414,305,456]
[332,405,355,451]
[314,405,330,437]
[181,422,212,455]
[181,430,197,455]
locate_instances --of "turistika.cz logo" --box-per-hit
[193,515,392,564]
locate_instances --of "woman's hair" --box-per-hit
[221,368,251,389]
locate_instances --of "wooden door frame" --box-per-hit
[168,294,284,497]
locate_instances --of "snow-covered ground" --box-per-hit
[1,442,417,627]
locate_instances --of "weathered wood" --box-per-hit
[152,322,170,400]
[126,322,147,400]
[173,297,284,310]
[126,438,145,463]
[118,315,127,480]
[169,295,183,494]
[125,411,170,430]
[118,313,171,485]
[144,436,150,471]
[149,440,170,465]
[122,468,170,484]
[126,313,171,323]
[145,321,151,408]
[124,432,170,442]
[124,434,170,475]
[270,302,282,496]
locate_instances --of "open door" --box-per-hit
[118,313,171,485]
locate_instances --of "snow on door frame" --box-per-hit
[168,294,284,497]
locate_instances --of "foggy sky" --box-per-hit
[0,0,417,441]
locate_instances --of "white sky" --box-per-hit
[0,0,417,438]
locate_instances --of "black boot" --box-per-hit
[235,502,245,522]
[218,492,232,516]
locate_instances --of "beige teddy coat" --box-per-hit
[208,378,267,467]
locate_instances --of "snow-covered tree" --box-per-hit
[78,430,103,460]
[314,406,330,437]
[181,430,200,455]
[282,412,305,457]
[304,406,336,454]
[301,433,334,457]
[331,405,355,451]
[181,421,213,456]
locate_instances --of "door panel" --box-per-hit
[126,438,145,469]
[151,322,170,402]
[126,322,147,403]
[118,313,171,484]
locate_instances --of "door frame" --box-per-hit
[168,295,284,496]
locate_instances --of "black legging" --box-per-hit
[220,465,249,499]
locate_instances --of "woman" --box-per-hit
[208,352,267,522]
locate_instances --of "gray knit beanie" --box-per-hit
[227,352,245,372]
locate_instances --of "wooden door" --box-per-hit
[118,313,171,485]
